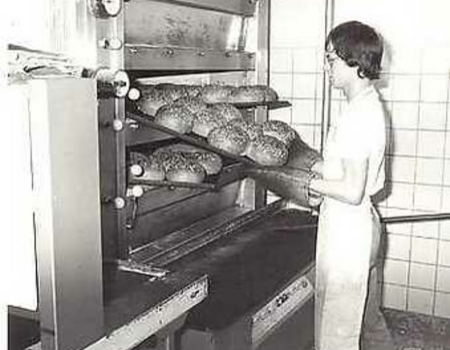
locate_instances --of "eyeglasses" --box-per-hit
[325,51,341,65]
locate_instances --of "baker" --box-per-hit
[246,20,394,350]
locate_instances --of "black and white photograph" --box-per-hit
[4,0,450,350]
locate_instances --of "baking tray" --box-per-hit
[128,162,245,191]
[126,109,258,167]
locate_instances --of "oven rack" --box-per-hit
[128,162,245,191]
[126,110,259,166]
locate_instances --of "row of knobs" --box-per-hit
[88,0,131,208]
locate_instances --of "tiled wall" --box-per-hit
[376,52,450,317]
[269,0,450,318]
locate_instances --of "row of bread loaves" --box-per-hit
[129,145,223,184]
[135,83,279,116]
[207,119,296,167]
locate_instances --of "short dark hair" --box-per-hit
[326,21,383,80]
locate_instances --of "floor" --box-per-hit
[8,308,450,350]
[383,308,450,350]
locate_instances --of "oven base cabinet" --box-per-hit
[179,279,314,350]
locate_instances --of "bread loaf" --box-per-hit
[171,96,208,115]
[209,103,243,122]
[162,152,206,183]
[136,87,171,116]
[254,85,279,102]
[183,84,203,98]
[192,108,227,138]
[246,135,289,166]
[155,83,188,100]
[200,84,234,104]
[154,105,195,134]
[154,144,223,176]
[142,155,166,180]
[227,118,263,141]
[207,125,250,155]
[262,120,297,147]
[228,85,265,104]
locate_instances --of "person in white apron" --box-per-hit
[309,21,394,350]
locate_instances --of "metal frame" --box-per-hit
[30,79,104,350]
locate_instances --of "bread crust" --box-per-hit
[207,125,250,155]
[246,135,289,166]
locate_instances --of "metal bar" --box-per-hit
[319,0,335,154]
[381,213,450,224]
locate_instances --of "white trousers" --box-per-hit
[315,200,388,350]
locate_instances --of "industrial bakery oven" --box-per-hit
[113,1,318,349]
[11,1,317,350]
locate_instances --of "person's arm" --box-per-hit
[309,156,369,205]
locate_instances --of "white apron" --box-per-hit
[314,87,385,350]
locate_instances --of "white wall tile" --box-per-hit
[445,132,450,157]
[270,48,292,73]
[420,77,449,102]
[417,130,445,157]
[391,102,419,129]
[292,74,319,99]
[291,99,316,125]
[418,103,447,130]
[385,234,411,260]
[421,47,450,74]
[413,185,443,212]
[438,240,450,266]
[389,156,416,183]
[292,47,319,73]
[436,266,450,292]
[381,283,407,310]
[412,220,440,239]
[392,75,421,101]
[434,292,450,318]
[382,259,409,285]
[387,183,414,209]
[439,188,450,212]
[411,237,438,264]
[390,129,418,156]
[270,73,292,99]
[408,288,434,315]
[415,158,444,185]
[409,262,435,289]
[443,160,450,186]
[439,220,450,241]
[390,48,422,74]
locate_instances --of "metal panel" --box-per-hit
[125,0,247,50]
[125,46,255,71]
[29,79,104,350]
[134,0,257,16]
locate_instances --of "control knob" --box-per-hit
[88,0,122,18]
